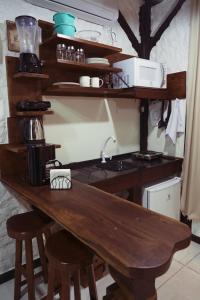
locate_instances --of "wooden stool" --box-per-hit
[45,230,98,300]
[6,210,53,300]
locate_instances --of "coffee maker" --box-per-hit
[15,15,42,73]
[27,144,58,186]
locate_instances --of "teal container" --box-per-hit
[54,24,76,36]
[53,12,75,26]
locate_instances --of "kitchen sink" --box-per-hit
[96,160,135,172]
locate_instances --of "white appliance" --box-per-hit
[24,0,118,25]
[113,57,166,89]
[142,177,181,220]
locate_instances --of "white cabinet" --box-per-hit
[142,177,181,220]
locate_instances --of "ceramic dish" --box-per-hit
[76,30,101,42]
[53,82,80,88]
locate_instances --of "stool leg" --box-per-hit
[37,235,48,283]
[73,269,81,300]
[60,267,70,300]
[14,239,22,300]
[47,261,55,300]
[25,239,35,300]
[87,264,98,300]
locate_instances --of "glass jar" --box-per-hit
[66,46,76,61]
[56,44,66,60]
[75,48,85,63]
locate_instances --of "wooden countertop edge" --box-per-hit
[1,175,191,279]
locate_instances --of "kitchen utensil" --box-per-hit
[86,57,109,65]
[27,144,57,185]
[54,24,76,36]
[75,48,85,63]
[76,30,101,42]
[23,117,45,144]
[158,101,166,128]
[15,15,42,73]
[102,25,117,46]
[132,151,163,161]
[91,77,104,88]
[53,82,80,88]
[50,169,71,189]
[79,76,90,87]
[53,12,75,26]
[17,100,51,111]
[56,44,66,60]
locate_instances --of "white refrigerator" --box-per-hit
[142,177,181,220]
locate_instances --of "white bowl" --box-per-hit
[76,30,101,42]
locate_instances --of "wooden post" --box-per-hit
[118,0,186,152]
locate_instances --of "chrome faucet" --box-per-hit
[101,136,116,163]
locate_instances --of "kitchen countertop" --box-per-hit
[65,153,183,199]
[1,174,190,299]
[0,150,187,299]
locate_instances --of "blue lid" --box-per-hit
[53,12,75,20]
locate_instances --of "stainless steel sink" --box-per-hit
[96,160,135,172]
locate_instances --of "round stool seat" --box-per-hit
[7,210,53,240]
[46,230,94,266]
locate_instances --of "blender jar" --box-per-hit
[15,15,42,73]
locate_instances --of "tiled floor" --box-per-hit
[1,241,200,299]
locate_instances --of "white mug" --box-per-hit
[91,77,104,88]
[79,76,90,87]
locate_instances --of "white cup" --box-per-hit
[91,77,104,88]
[79,76,90,87]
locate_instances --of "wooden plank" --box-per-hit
[5,143,61,154]
[40,34,122,58]
[55,59,122,73]
[42,86,119,97]
[1,175,191,281]
[167,71,186,99]
[14,72,49,79]
[105,53,135,64]
[6,20,19,52]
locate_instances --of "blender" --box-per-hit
[15,15,42,73]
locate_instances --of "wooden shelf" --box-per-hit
[52,59,122,73]
[43,86,119,97]
[40,33,122,57]
[15,110,54,117]
[13,72,49,79]
[43,72,186,100]
[105,53,135,64]
[42,86,171,99]
[5,143,61,154]
[118,86,169,100]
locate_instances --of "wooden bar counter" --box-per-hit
[1,175,191,300]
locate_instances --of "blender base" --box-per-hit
[19,53,42,73]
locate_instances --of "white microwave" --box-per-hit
[113,57,166,89]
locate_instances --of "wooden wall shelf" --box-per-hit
[51,59,122,74]
[40,33,122,57]
[43,86,119,97]
[15,110,54,117]
[13,72,49,79]
[5,143,61,154]
[43,85,171,100]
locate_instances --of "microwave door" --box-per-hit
[139,65,157,87]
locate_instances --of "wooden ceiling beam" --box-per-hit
[118,10,141,55]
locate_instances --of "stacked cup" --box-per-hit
[53,12,76,36]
